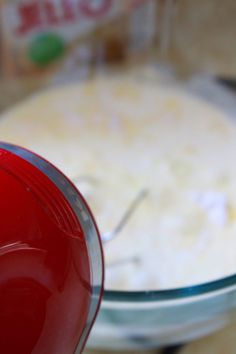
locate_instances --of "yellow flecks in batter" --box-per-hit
[164,98,182,117]
[228,205,236,222]
[169,159,193,180]
[82,82,96,97]
[113,84,140,101]
[209,119,231,136]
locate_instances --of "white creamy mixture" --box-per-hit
[1,71,236,290]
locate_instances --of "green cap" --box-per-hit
[28,32,65,66]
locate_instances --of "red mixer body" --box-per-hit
[0,144,104,354]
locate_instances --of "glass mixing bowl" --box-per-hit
[1,69,236,353]
[85,76,236,352]
[88,276,236,351]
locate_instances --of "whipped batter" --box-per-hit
[1,71,236,290]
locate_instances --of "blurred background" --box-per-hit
[1,0,236,112]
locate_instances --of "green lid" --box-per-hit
[28,32,65,67]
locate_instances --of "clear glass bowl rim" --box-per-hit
[103,273,236,302]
